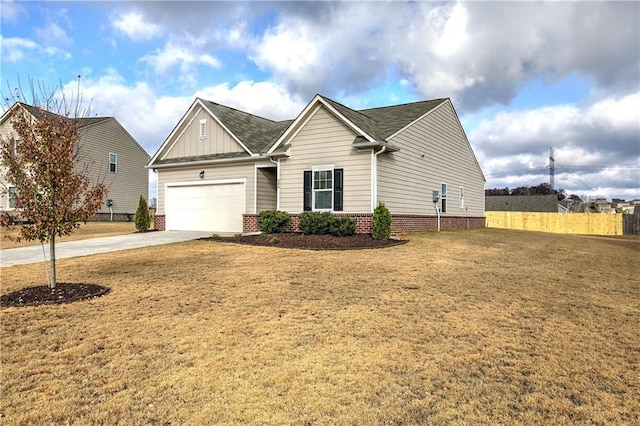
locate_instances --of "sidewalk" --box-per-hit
[0,231,212,267]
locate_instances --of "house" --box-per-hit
[147,95,486,234]
[0,103,150,219]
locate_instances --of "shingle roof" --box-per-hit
[15,102,111,128]
[200,99,291,153]
[181,96,447,156]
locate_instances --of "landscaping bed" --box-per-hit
[1,283,110,308]
[205,232,408,250]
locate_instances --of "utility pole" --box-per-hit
[549,146,555,190]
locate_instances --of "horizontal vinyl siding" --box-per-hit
[79,119,150,214]
[256,167,277,212]
[157,162,255,215]
[378,101,485,217]
[163,108,243,159]
[279,106,371,213]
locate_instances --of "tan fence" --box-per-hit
[485,212,624,235]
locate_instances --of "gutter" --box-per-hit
[146,154,274,170]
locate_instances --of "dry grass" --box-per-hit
[1,221,137,249]
[1,229,638,425]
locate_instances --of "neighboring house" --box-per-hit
[485,194,567,213]
[147,95,486,234]
[0,102,150,219]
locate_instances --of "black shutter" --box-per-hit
[333,168,343,211]
[303,170,312,211]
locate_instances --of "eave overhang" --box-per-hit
[351,139,400,153]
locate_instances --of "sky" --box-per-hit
[1,0,639,202]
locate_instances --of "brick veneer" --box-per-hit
[243,213,485,234]
[154,214,166,231]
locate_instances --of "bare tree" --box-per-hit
[0,78,107,288]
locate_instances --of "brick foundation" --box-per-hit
[154,214,166,231]
[243,213,485,234]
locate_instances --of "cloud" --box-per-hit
[470,92,640,198]
[0,35,71,64]
[0,0,24,23]
[195,80,306,121]
[35,22,72,46]
[111,10,162,41]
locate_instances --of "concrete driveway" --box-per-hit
[0,231,212,267]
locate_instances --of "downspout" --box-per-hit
[372,146,387,211]
[269,157,280,210]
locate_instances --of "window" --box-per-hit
[11,138,21,157]
[109,153,117,173]
[8,186,17,209]
[199,119,207,139]
[303,168,343,212]
[314,170,333,210]
[459,186,464,209]
[441,182,447,213]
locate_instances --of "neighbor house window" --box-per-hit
[8,186,17,209]
[199,119,207,139]
[441,182,447,213]
[459,186,464,209]
[303,167,343,212]
[109,153,117,173]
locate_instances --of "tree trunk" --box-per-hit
[49,234,56,289]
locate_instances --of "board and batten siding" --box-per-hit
[278,106,371,213]
[79,119,150,214]
[162,108,244,160]
[156,162,255,215]
[377,101,485,217]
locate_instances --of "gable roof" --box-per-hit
[148,95,457,166]
[199,99,292,153]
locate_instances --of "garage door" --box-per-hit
[165,182,245,232]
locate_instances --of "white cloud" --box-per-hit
[111,10,162,41]
[141,40,221,75]
[195,81,305,121]
[1,0,24,23]
[0,35,70,63]
[470,92,640,198]
[35,22,72,46]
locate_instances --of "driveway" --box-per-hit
[0,231,212,267]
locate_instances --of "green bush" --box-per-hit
[298,211,332,235]
[258,210,292,234]
[372,203,392,240]
[134,195,151,232]
[329,216,356,236]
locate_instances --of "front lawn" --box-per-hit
[1,229,638,424]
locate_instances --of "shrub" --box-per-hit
[134,195,151,232]
[298,211,332,235]
[258,210,292,234]
[372,203,392,240]
[329,216,356,236]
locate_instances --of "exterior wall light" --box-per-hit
[199,170,205,179]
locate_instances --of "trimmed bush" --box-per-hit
[329,216,356,236]
[372,203,392,240]
[134,195,151,232]
[258,210,292,234]
[298,211,332,235]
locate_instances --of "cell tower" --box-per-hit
[549,147,555,190]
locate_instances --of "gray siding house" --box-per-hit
[0,103,150,218]
[147,95,485,233]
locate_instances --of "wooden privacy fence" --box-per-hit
[485,212,625,235]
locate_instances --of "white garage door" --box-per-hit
[165,182,245,232]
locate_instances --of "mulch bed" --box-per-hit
[1,283,110,309]
[204,232,408,250]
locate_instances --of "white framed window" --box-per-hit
[11,138,21,157]
[459,186,464,209]
[8,186,17,209]
[441,182,447,213]
[109,153,117,173]
[199,119,207,140]
[313,168,334,211]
